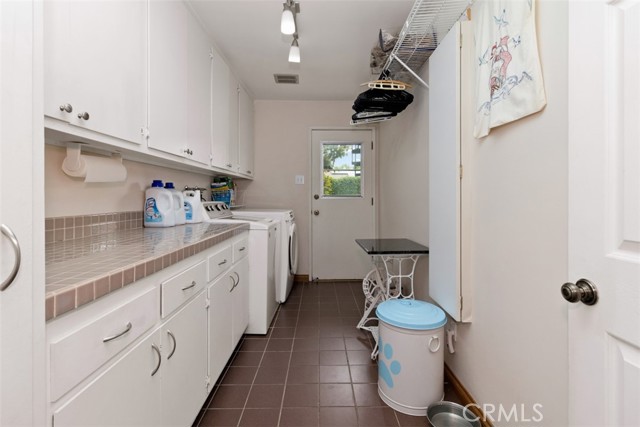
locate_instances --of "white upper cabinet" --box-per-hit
[237,85,255,177]
[148,0,189,158]
[211,48,236,171]
[44,0,147,145]
[187,13,214,166]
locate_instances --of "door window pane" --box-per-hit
[322,143,362,197]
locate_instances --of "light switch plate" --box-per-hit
[295,175,304,185]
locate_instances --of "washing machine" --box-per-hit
[234,208,298,303]
[202,202,278,334]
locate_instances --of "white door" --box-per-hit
[0,1,45,425]
[210,48,233,170]
[311,129,376,280]
[568,1,640,425]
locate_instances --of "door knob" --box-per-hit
[313,210,319,216]
[561,278,598,305]
[314,194,319,200]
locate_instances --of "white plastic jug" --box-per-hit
[165,182,185,225]
[183,189,203,224]
[144,180,175,227]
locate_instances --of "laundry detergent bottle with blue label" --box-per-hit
[183,189,203,224]
[144,180,175,227]
[165,182,185,225]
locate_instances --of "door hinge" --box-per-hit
[205,297,210,309]
[205,375,211,388]
[460,296,464,311]
[459,165,463,179]
[141,127,150,138]
[371,141,374,150]
[460,33,463,49]
[371,197,374,206]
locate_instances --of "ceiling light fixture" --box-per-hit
[280,0,297,35]
[288,36,300,63]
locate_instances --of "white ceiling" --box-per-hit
[188,0,414,101]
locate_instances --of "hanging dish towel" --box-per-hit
[473,0,546,138]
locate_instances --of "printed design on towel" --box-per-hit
[378,338,401,388]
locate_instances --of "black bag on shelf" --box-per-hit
[352,89,414,114]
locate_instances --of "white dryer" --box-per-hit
[234,208,298,303]
[202,202,278,334]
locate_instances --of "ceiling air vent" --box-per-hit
[274,74,299,84]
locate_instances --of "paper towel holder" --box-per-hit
[62,142,127,182]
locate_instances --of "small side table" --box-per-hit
[354,238,429,359]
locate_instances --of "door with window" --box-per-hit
[310,129,376,280]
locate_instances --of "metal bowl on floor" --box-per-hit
[427,401,482,427]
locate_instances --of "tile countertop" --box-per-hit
[45,222,249,321]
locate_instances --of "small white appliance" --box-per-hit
[234,208,298,303]
[202,202,278,334]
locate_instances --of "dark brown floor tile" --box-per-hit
[238,408,279,427]
[294,338,321,352]
[231,352,263,367]
[344,337,372,351]
[260,352,290,368]
[221,367,258,385]
[254,365,288,384]
[245,384,285,408]
[266,338,294,351]
[356,407,400,426]
[395,411,429,427]
[280,407,319,427]
[291,351,320,366]
[319,384,355,407]
[296,327,320,338]
[320,350,348,366]
[343,327,370,338]
[239,338,268,352]
[283,383,319,407]
[350,365,378,384]
[347,350,376,365]
[274,316,299,327]
[198,409,242,427]
[287,365,319,384]
[353,383,386,407]
[319,325,343,337]
[319,407,358,427]
[271,327,296,339]
[319,365,351,383]
[208,385,251,409]
[319,337,345,350]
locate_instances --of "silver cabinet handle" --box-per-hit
[102,322,132,343]
[238,247,246,252]
[167,330,177,360]
[228,275,236,292]
[59,103,73,113]
[77,111,90,120]
[183,148,193,155]
[151,343,161,376]
[218,259,228,266]
[233,271,240,287]
[181,280,196,291]
[1,224,21,292]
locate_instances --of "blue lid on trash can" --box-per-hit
[376,299,447,330]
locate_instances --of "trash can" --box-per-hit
[376,299,447,416]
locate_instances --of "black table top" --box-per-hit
[355,238,429,255]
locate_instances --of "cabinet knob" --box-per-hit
[183,149,193,156]
[226,163,233,168]
[59,103,73,113]
[246,170,252,175]
[77,111,90,120]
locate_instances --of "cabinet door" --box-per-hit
[148,0,188,157]
[238,85,255,177]
[44,0,147,144]
[232,257,250,346]
[187,13,213,165]
[208,272,235,385]
[53,331,162,427]
[161,293,208,427]
[210,48,232,170]
[228,73,240,171]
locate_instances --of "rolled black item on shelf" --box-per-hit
[352,88,414,114]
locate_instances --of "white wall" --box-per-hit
[245,100,354,275]
[44,144,213,217]
[377,66,430,301]
[442,0,569,425]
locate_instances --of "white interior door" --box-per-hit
[0,1,45,425]
[568,1,640,425]
[311,129,376,280]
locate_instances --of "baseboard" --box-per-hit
[293,275,362,284]
[444,363,494,427]
[294,274,308,283]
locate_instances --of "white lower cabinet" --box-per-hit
[231,257,250,346]
[160,292,208,427]
[208,269,235,384]
[53,330,163,427]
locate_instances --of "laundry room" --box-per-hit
[1,0,638,427]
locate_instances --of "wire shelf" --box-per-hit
[382,0,472,87]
